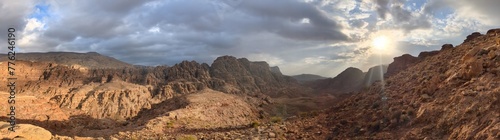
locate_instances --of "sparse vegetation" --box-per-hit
[250,121,260,128]
[166,121,174,128]
[270,116,283,123]
[175,135,197,140]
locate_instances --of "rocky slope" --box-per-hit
[386,44,453,77]
[290,28,500,139]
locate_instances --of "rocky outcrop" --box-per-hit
[385,54,420,77]
[210,56,299,97]
[441,44,454,51]
[464,32,482,43]
[486,29,500,36]
[269,66,282,75]
[418,51,440,59]
[0,122,52,140]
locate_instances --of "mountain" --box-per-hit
[291,74,327,83]
[305,67,366,94]
[283,28,500,139]
[303,65,389,94]
[0,54,307,139]
[3,29,499,139]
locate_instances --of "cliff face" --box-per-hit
[0,53,301,122]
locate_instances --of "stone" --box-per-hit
[386,54,420,77]
[441,44,454,50]
[464,32,482,43]
[0,122,52,140]
[268,132,276,138]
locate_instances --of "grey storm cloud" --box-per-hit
[6,0,485,77]
[373,0,431,32]
[134,0,348,41]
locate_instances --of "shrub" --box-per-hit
[251,121,260,128]
[166,121,174,128]
[270,116,283,123]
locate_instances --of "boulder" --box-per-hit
[440,44,454,50]
[0,122,52,140]
[463,32,482,43]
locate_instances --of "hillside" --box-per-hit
[285,28,500,139]
[291,74,328,83]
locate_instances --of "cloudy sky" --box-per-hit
[1,0,499,77]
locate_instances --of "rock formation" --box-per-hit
[385,54,420,77]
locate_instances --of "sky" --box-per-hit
[1,0,499,77]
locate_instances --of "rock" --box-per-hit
[52,135,74,140]
[487,50,498,60]
[486,28,500,36]
[0,122,52,140]
[464,32,482,43]
[269,66,282,75]
[268,132,276,138]
[386,54,420,77]
[418,51,440,59]
[462,58,484,79]
[441,44,454,50]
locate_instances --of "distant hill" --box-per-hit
[362,65,388,87]
[304,67,366,93]
[0,52,132,69]
[303,65,389,94]
[291,74,327,83]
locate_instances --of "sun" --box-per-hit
[372,36,389,51]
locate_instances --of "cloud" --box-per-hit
[3,0,498,77]
[371,0,432,32]
[442,0,500,26]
